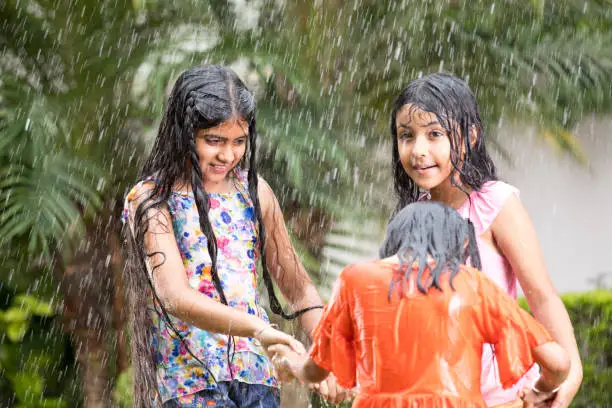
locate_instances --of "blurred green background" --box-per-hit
[1,1,611,406]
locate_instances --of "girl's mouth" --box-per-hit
[210,164,229,174]
[413,164,437,175]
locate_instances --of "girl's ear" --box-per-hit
[469,125,479,148]
[458,126,479,161]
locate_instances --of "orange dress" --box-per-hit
[309,261,553,408]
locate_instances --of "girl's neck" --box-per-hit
[381,254,436,266]
[174,175,238,195]
[204,177,237,194]
[429,177,472,210]
[381,255,400,264]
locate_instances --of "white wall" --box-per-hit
[494,116,612,293]
[321,116,612,296]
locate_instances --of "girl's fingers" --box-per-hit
[519,387,556,405]
[268,343,291,356]
[267,344,281,355]
[277,335,303,354]
[326,379,338,404]
[259,329,306,359]
[289,337,307,354]
[272,330,305,353]
[317,379,329,400]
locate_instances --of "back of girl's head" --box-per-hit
[379,201,481,295]
[390,73,497,209]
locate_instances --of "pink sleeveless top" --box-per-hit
[457,181,539,406]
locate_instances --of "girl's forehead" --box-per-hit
[396,104,456,130]
[396,104,439,126]
[196,117,249,138]
[220,116,248,128]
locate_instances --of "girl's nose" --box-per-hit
[218,145,234,163]
[412,135,428,157]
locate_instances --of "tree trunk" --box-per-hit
[62,257,114,408]
[109,230,129,374]
[60,208,128,408]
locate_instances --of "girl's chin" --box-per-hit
[409,174,441,190]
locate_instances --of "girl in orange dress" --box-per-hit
[269,202,570,408]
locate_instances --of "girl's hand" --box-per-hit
[268,344,308,383]
[545,379,580,408]
[269,349,351,404]
[309,373,351,405]
[254,325,306,355]
[270,351,296,382]
[519,386,557,408]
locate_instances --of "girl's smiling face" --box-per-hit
[195,117,248,191]
[395,104,454,192]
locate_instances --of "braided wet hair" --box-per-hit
[124,65,318,407]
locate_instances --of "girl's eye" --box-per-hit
[430,130,445,138]
[398,133,413,140]
[234,138,246,145]
[206,138,221,144]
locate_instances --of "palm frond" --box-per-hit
[0,93,102,259]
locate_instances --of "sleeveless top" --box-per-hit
[122,170,277,403]
[422,181,539,406]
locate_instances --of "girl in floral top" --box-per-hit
[122,65,340,407]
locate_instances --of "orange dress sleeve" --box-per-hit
[308,268,356,389]
[476,272,553,389]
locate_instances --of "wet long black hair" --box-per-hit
[123,65,316,407]
[390,73,498,213]
[379,202,481,296]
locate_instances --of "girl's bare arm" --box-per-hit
[127,184,299,349]
[258,177,324,337]
[518,342,571,406]
[492,194,582,406]
[531,342,571,391]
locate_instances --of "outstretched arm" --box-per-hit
[269,344,329,384]
[127,184,303,352]
[257,177,324,337]
[492,194,582,408]
[257,179,351,404]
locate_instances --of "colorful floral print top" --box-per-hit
[122,170,277,403]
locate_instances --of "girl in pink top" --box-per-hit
[387,73,582,408]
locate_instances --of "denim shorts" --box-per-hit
[163,381,280,408]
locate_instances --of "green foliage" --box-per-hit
[1,1,611,407]
[520,291,612,406]
[8,372,69,408]
[0,289,77,408]
[0,294,55,342]
[558,291,612,407]
[311,393,353,408]
[273,0,612,163]
[0,94,103,260]
[113,368,134,408]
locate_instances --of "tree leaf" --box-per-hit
[6,320,29,342]
[14,294,55,317]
